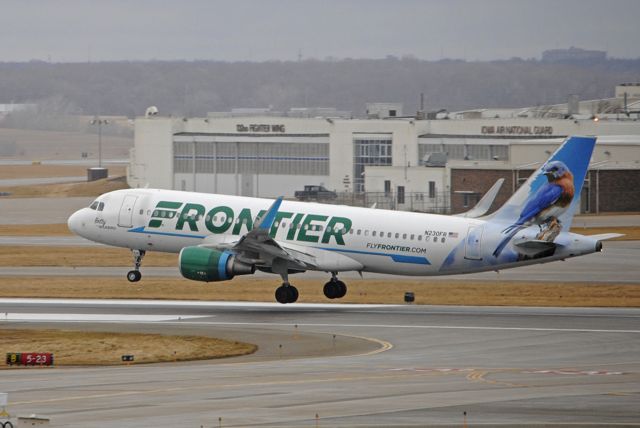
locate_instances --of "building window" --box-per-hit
[353,137,392,192]
[384,180,391,196]
[428,181,436,198]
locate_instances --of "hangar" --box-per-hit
[128,85,640,213]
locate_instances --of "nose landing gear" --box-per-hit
[126,249,145,282]
[323,274,347,299]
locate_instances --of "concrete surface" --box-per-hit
[0,197,93,224]
[0,299,638,427]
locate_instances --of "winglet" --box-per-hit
[456,178,504,218]
[255,197,283,231]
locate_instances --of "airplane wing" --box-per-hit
[584,233,624,241]
[198,197,363,272]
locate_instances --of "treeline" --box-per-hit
[1,57,639,118]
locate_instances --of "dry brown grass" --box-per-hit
[0,276,638,307]
[0,328,256,366]
[0,164,126,180]
[0,176,128,198]
[0,224,74,236]
[0,246,176,267]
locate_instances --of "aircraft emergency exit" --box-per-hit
[68,136,619,303]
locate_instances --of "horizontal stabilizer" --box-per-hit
[513,239,557,257]
[584,233,624,241]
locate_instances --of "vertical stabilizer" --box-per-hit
[491,136,596,257]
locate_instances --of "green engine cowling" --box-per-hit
[179,246,255,282]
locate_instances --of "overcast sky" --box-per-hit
[2,0,639,63]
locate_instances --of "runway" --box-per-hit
[1,299,639,427]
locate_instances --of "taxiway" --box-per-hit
[1,299,638,427]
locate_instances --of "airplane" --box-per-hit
[68,135,620,304]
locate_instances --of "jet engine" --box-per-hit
[178,246,255,282]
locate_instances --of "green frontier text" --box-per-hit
[148,201,352,245]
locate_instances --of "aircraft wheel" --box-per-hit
[323,281,338,299]
[127,270,141,282]
[275,284,298,304]
[335,280,347,298]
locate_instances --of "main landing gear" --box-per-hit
[323,274,347,299]
[127,249,145,282]
[275,283,299,304]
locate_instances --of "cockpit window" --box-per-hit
[97,202,105,212]
[89,201,99,210]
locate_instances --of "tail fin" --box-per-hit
[492,135,596,230]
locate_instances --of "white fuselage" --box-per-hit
[68,188,601,277]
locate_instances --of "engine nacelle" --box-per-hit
[179,247,255,282]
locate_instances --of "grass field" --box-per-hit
[0,176,129,198]
[0,276,638,307]
[0,246,177,267]
[0,328,256,366]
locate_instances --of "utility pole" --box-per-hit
[90,116,109,168]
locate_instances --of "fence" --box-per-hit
[325,191,451,214]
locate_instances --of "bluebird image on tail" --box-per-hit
[493,160,575,257]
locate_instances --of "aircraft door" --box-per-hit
[118,195,138,228]
[464,225,483,260]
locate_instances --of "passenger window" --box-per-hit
[433,236,438,242]
[395,233,399,239]
[418,235,422,241]
[402,233,407,239]
[349,229,354,234]
[372,231,376,237]
[410,234,415,240]
[139,209,143,215]
[365,230,369,236]
[357,229,361,235]
[387,232,391,238]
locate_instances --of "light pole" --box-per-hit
[90,116,109,167]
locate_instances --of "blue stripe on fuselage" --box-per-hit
[127,226,206,239]
[317,247,430,265]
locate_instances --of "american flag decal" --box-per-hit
[448,232,459,238]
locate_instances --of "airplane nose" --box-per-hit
[67,209,86,235]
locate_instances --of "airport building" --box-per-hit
[128,85,640,213]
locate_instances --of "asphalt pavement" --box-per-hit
[0,299,638,427]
